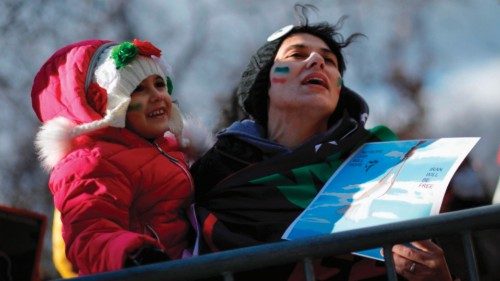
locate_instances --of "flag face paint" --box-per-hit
[127,103,143,112]
[274,66,290,74]
[272,77,287,83]
[271,65,290,84]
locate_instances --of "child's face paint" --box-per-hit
[127,103,143,112]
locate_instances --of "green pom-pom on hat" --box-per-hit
[111,41,138,69]
[166,76,174,95]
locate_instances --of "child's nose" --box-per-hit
[149,88,165,102]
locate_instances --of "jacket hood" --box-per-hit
[32,39,113,125]
[32,40,113,170]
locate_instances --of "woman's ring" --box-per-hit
[409,262,416,273]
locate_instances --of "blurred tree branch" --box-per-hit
[384,2,432,139]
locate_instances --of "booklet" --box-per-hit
[282,137,480,261]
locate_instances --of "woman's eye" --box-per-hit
[325,57,337,66]
[289,53,306,59]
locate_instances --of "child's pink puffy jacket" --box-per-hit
[31,40,193,274]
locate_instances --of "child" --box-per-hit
[32,39,208,274]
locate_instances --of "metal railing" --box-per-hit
[58,204,500,281]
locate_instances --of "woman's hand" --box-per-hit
[391,240,453,281]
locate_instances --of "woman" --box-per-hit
[192,5,453,281]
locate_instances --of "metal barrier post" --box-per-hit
[461,231,479,281]
[303,257,315,281]
[383,244,398,281]
[222,271,234,281]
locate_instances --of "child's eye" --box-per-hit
[155,81,166,88]
[133,85,144,93]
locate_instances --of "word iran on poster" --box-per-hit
[282,137,479,260]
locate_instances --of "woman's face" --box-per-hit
[268,33,342,118]
[126,75,173,139]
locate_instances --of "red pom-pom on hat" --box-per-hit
[133,39,161,57]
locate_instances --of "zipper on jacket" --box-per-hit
[145,224,165,251]
[153,141,194,192]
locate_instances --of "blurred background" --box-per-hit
[1,0,499,279]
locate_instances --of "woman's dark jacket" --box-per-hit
[191,87,396,279]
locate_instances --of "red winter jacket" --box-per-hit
[31,40,194,274]
[51,128,192,274]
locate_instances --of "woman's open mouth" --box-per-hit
[301,73,330,90]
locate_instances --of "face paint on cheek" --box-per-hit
[271,65,290,84]
[127,103,143,112]
[272,77,287,84]
[274,66,290,74]
[337,77,343,88]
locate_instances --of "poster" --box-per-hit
[282,137,480,260]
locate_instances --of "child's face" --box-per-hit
[126,75,173,139]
